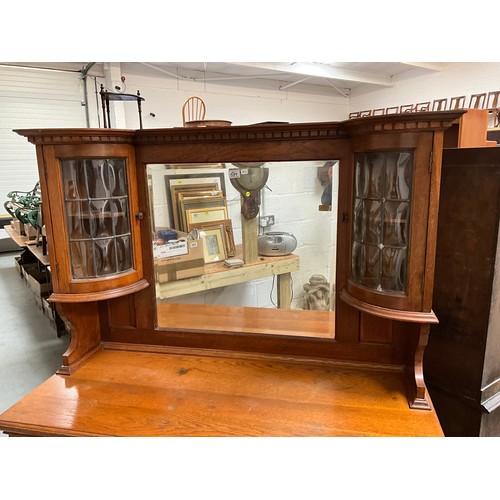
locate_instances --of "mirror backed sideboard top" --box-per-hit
[0,111,469,436]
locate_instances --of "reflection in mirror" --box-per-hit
[147,161,339,339]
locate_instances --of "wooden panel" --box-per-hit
[432,162,499,347]
[422,131,444,311]
[360,312,393,343]
[444,109,495,148]
[429,382,500,437]
[0,349,443,437]
[157,302,335,339]
[426,383,481,436]
[105,324,397,366]
[426,156,500,394]
[425,147,500,435]
[457,109,493,147]
[108,294,137,328]
[55,301,102,374]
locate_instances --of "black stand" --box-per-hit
[99,84,145,129]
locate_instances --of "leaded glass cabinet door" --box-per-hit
[61,158,133,279]
[352,151,412,294]
[39,143,146,301]
[343,132,436,316]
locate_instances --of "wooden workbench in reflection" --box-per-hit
[156,247,300,309]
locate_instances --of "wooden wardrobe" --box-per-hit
[425,146,500,436]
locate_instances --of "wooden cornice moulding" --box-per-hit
[13,128,136,145]
[134,121,348,144]
[343,110,467,135]
[14,111,465,145]
[48,279,150,303]
[14,123,347,146]
[340,288,439,324]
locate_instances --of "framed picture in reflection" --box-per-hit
[165,173,226,229]
[186,206,228,227]
[170,183,219,230]
[187,218,236,258]
[179,197,227,232]
[198,226,226,263]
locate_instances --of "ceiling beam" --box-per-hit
[139,62,288,83]
[231,62,393,87]
[400,62,445,72]
[279,76,312,90]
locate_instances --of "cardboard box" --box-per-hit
[26,272,50,296]
[14,256,23,278]
[11,219,24,235]
[23,265,50,296]
[156,239,204,283]
[24,223,37,240]
[155,239,190,259]
[42,298,56,325]
[21,262,38,280]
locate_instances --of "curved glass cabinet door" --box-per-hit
[351,151,412,294]
[40,144,147,303]
[61,158,133,279]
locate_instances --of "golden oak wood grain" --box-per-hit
[10,113,464,429]
[157,302,335,338]
[0,349,443,437]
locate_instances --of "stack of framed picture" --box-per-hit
[165,172,236,263]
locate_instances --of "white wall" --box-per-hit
[0,65,86,212]
[88,62,349,129]
[349,62,500,116]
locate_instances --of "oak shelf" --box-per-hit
[157,246,300,307]
[4,224,30,248]
[0,348,443,437]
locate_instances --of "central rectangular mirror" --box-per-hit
[147,161,339,339]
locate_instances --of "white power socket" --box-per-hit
[259,215,275,227]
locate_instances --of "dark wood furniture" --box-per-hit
[0,111,464,436]
[424,147,500,436]
[468,92,487,109]
[432,98,448,111]
[99,84,145,129]
[415,101,431,112]
[486,90,500,127]
[449,95,466,110]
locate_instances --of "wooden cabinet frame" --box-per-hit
[341,131,441,321]
[13,111,463,409]
[37,142,147,300]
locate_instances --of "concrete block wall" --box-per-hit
[153,161,338,310]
